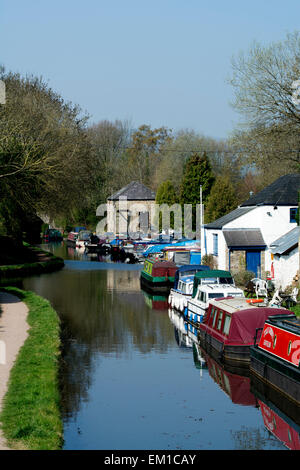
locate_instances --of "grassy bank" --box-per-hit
[0,287,63,450]
[0,243,64,281]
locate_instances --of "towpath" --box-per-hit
[0,291,29,450]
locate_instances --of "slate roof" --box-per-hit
[108,181,156,201]
[240,173,300,207]
[223,228,266,248]
[269,226,300,255]
[204,207,254,229]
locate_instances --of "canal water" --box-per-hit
[20,243,299,450]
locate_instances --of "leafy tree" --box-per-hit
[229,31,300,174]
[126,124,172,187]
[205,175,238,223]
[0,68,96,237]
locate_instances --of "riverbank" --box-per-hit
[0,290,29,450]
[0,240,64,282]
[0,287,62,450]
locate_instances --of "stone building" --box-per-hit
[105,181,156,237]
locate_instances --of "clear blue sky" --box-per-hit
[1,0,299,139]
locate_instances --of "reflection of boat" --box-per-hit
[200,346,257,407]
[251,375,300,450]
[250,313,300,404]
[168,265,210,313]
[200,346,257,406]
[198,297,289,365]
[140,259,177,292]
[168,308,194,348]
[142,289,169,311]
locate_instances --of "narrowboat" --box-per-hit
[250,313,300,404]
[198,297,290,365]
[43,228,63,242]
[75,230,92,248]
[168,265,210,313]
[140,259,177,292]
[66,226,86,247]
[185,270,244,324]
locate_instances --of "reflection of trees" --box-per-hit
[230,426,279,450]
[22,267,174,421]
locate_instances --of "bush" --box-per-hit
[232,269,255,287]
[201,254,217,269]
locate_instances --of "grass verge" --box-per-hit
[0,286,63,450]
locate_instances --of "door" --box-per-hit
[246,250,261,277]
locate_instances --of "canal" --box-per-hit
[20,243,299,450]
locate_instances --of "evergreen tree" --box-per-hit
[155,180,178,231]
[179,152,215,229]
[156,180,178,205]
[205,175,238,223]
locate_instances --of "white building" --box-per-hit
[269,226,299,290]
[201,174,300,283]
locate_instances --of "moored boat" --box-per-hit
[185,270,244,324]
[250,313,300,404]
[198,297,290,365]
[140,259,177,292]
[168,265,210,313]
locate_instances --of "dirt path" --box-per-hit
[0,292,29,450]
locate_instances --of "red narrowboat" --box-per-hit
[250,313,300,405]
[198,297,290,365]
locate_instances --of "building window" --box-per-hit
[290,207,298,223]
[213,234,218,256]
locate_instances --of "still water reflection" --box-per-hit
[20,243,298,450]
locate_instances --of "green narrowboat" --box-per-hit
[140,259,177,292]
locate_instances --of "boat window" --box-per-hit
[188,284,193,295]
[178,281,183,291]
[216,311,223,330]
[219,277,234,285]
[202,278,218,284]
[208,293,224,299]
[223,315,231,336]
[287,340,292,356]
[197,290,206,302]
[273,335,277,349]
[212,309,218,328]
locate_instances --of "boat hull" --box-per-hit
[250,346,300,405]
[140,272,174,293]
[198,329,252,365]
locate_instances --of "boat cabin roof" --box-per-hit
[196,284,244,295]
[203,300,291,344]
[208,297,286,315]
[194,269,232,279]
[179,275,194,284]
[265,313,300,335]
